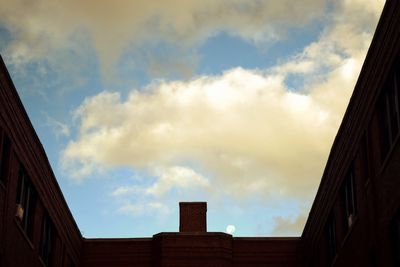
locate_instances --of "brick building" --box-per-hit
[1,0,400,266]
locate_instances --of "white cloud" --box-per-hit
[52,0,385,236]
[272,214,308,236]
[111,166,209,198]
[146,166,210,197]
[45,115,71,138]
[61,0,384,206]
[117,201,169,217]
[111,186,142,197]
[61,64,346,199]
[0,0,327,77]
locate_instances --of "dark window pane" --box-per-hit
[0,132,11,183]
[40,213,54,267]
[387,79,399,141]
[360,134,369,183]
[378,92,391,160]
[378,70,400,163]
[325,213,336,263]
[369,247,378,267]
[26,186,37,239]
[395,64,400,135]
[390,209,400,266]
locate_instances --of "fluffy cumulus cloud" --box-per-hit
[60,0,385,236]
[0,0,327,76]
[1,0,384,234]
[62,68,334,197]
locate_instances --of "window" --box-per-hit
[360,133,370,184]
[368,247,378,267]
[0,130,11,184]
[341,168,357,230]
[15,168,37,239]
[40,213,55,266]
[378,70,400,161]
[325,213,337,263]
[390,209,400,266]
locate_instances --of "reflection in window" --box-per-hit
[342,169,357,230]
[15,169,37,240]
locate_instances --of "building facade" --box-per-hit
[302,0,400,266]
[1,0,400,266]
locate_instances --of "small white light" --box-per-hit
[226,224,236,235]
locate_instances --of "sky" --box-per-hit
[0,0,385,237]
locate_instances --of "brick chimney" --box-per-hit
[179,202,207,232]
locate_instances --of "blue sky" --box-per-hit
[0,0,384,237]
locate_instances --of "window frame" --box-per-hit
[390,209,400,266]
[40,212,55,267]
[378,69,400,162]
[15,168,37,240]
[325,212,337,264]
[341,168,357,230]
[0,129,11,184]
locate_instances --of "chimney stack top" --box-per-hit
[179,202,207,232]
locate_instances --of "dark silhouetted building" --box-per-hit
[302,0,400,266]
[1,0,400,266]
